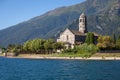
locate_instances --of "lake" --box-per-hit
[0,57,120,80]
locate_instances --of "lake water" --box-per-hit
[0,57,120,80]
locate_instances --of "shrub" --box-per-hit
[76,43,99,57]
[97,36,115,50]
[63,48,77,53]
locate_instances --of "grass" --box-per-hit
[51,53,83,57]
[92,53,120,57]
[0,53,4,56]
[17,52,120,58]
[18,52,95,58]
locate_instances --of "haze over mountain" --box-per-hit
[0,0,120,47]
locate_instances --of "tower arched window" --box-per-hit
[83,19,85,23]
[81,19,83,22]
[66,35,69,40]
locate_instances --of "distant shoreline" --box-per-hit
[6,56,120,60]
[1,53,120,60]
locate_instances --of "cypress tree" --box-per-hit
[118,35,120,39]
[89,33,94,44]
[85,32,94,44]
[85,33,90,44]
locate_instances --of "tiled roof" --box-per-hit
[70,30,87,36]
[80,13,86,18]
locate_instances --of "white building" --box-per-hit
[57,13,98,48]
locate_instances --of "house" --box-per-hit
[57,13,98,48]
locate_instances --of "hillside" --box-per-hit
[0,0,120,47]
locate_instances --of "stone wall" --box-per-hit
[57,29,75,44]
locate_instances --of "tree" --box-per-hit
[97,36,115,50]
[52,42,65,52]
[85,32,94,44]
[44,39,55,54]
[23,38,46,53]
[23,40,31,51]
[112,33,116,44]
[118,35,120,39]
[116,37,120,49]
[89,33,94,44]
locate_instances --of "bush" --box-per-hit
[97,36,115,50]
[76,43,99,57]
[88,44,99,54]
[63,48,77,53]
[62,44,98,58]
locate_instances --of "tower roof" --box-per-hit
[80,13,86,18]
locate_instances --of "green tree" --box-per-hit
[89,33,94,44]
[32,39,46,53]
[112,33,116,44]
[85,32,94,44]
[23,38,46,53]
[97,36,115,50]
[116,37,120,49]
[52,42,65,52]
[44,39,55,54]
[23,40,32,52]
[118,35,120,39]
[76,43,98,58]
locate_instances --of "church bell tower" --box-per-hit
[79,13,87,33]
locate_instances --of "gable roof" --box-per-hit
[60,28,99,36]
[80,13,86,18]
[60,28,86,36]
[70,30,87,36]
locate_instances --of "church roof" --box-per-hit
[70,30,87,36]
[70,30,99,36]
[80,13,86,18]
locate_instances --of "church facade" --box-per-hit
[57,13,98,48]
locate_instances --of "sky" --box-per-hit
[0,0,85,30]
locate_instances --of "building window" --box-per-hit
[67,35,69,40]
[80,19,82,22]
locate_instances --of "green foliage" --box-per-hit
[44,39,54,50]
[118,35,120,39]
[112,33,116,44]
[116,38,120,49]
[23,38,46,53]
[77,44,99,58]
[97,36,115,50]
[85,32,94,44]
[22,38,65,53]
[62,43,98,58]
[1,48,6,53]
[77,43,98,53]
[5,44,22,56]
[63,48,77,53]
[52,42,64,50]
[23,40,31,51]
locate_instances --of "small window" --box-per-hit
[67,35,69,40]
[83,19,85,23]
[80,19,82,22]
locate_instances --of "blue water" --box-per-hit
[0,57,120,80]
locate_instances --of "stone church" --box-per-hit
[57,13,98,48]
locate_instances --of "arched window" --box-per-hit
[80,19,82,22]
[66,35,69,40]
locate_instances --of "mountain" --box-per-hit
[0,0,120,47]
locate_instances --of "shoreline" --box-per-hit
[1,53,120,60]
[6,56,120,60]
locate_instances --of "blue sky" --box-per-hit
[0,0,85,30]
